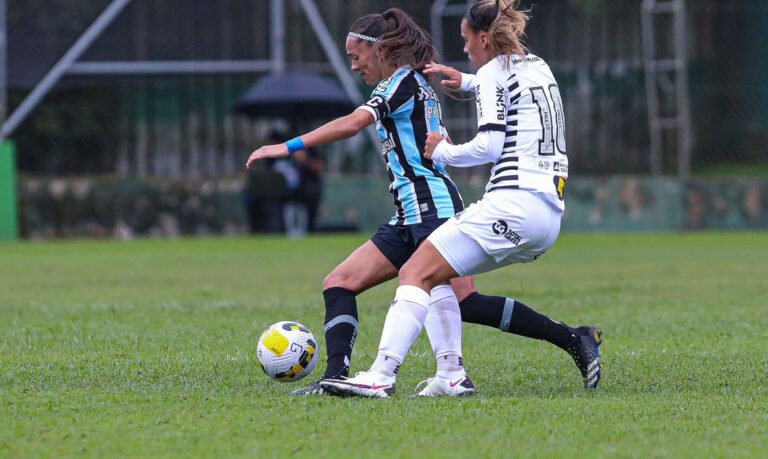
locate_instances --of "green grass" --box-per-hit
[1,233,767,457]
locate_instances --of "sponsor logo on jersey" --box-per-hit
[417,86,435,101]
[553,162,568,173]
[538,160,551,171]
[476,85,483,118]
[553,176,567,201]
[381,135,396,155]
[375,79,390,93]
[496,85,506,121]
[492,220,522,245]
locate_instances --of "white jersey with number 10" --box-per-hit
[465,54,568,210]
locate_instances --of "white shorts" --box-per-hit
[427,189,563,276]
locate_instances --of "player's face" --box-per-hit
[461,18,493,70]
[346,37,382,85]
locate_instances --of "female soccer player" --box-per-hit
[320,0,602,398]
[248,8,476,396]
[249,6,598,398]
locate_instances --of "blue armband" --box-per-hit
[285,137,305,155]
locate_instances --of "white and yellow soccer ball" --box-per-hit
[256,321,318,382]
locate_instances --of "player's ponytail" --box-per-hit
[466,0,528,68]
[349,8,438,73]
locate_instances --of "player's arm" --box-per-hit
[246,110,373,169]
[425,130,504,167]
[424,63,477,92]
[425,68,504,166]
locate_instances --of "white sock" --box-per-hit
[371,285,430,377]
[424,284,465,379]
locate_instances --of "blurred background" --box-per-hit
[0,0,766,240]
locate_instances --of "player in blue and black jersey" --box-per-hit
[247,7,598,397]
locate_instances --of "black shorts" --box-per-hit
[370,219,449,270]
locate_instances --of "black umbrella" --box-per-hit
[233,71,358,120]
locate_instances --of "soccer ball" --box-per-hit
[256,321,318,382]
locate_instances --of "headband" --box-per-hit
[348,32,380,43]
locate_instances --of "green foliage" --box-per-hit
[1,234,767,456]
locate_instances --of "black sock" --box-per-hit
[459,292,575,349]
[323,287,358,378]
[459,292,505,328]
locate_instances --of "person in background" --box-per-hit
[292,146,324,233]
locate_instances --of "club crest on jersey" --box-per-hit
[553,176,567,201]
[492,220,521,245]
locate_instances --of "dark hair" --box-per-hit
[465,0,529,67]
[349,8,438,73]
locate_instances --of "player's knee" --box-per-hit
[323,270,358,292]
[399,263,429,287]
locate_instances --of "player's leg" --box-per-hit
[452,278,579,359]
[417,276,476,396]
[289,238,399,396]
[454,283,602,388]
[449,191,601,388]
[320,240,460,398]
[321,240,400,377]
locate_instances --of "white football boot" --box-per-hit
[319,370,396,398]
[413,373,475,397]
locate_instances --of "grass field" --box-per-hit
[1,233,766,457]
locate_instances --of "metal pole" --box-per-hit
[0,0,6,127]
[0,0,133,139]
[641,0,662,175]
[68,60,275,75]
[431,0,449,56]
[298,0,380,151]
[271,0,285,73]
[674,0,691,179]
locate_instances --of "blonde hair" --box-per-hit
[466,0,529,68]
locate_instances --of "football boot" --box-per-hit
[320,370,396,398]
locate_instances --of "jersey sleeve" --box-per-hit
[431,129,504,167]
[459,73,477,92]
[358,75,413,122]
[474,66,507,133]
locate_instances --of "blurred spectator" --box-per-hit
[244,131,289,233]
[292,146,324,233]
[742,184,764,227]
[243,129,324,235]
[619,178,646,221]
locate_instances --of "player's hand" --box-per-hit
[424,131,445,160]
[246,144,290,169]
[424,62,462,89]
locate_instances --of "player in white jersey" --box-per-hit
[321,0,602,398]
